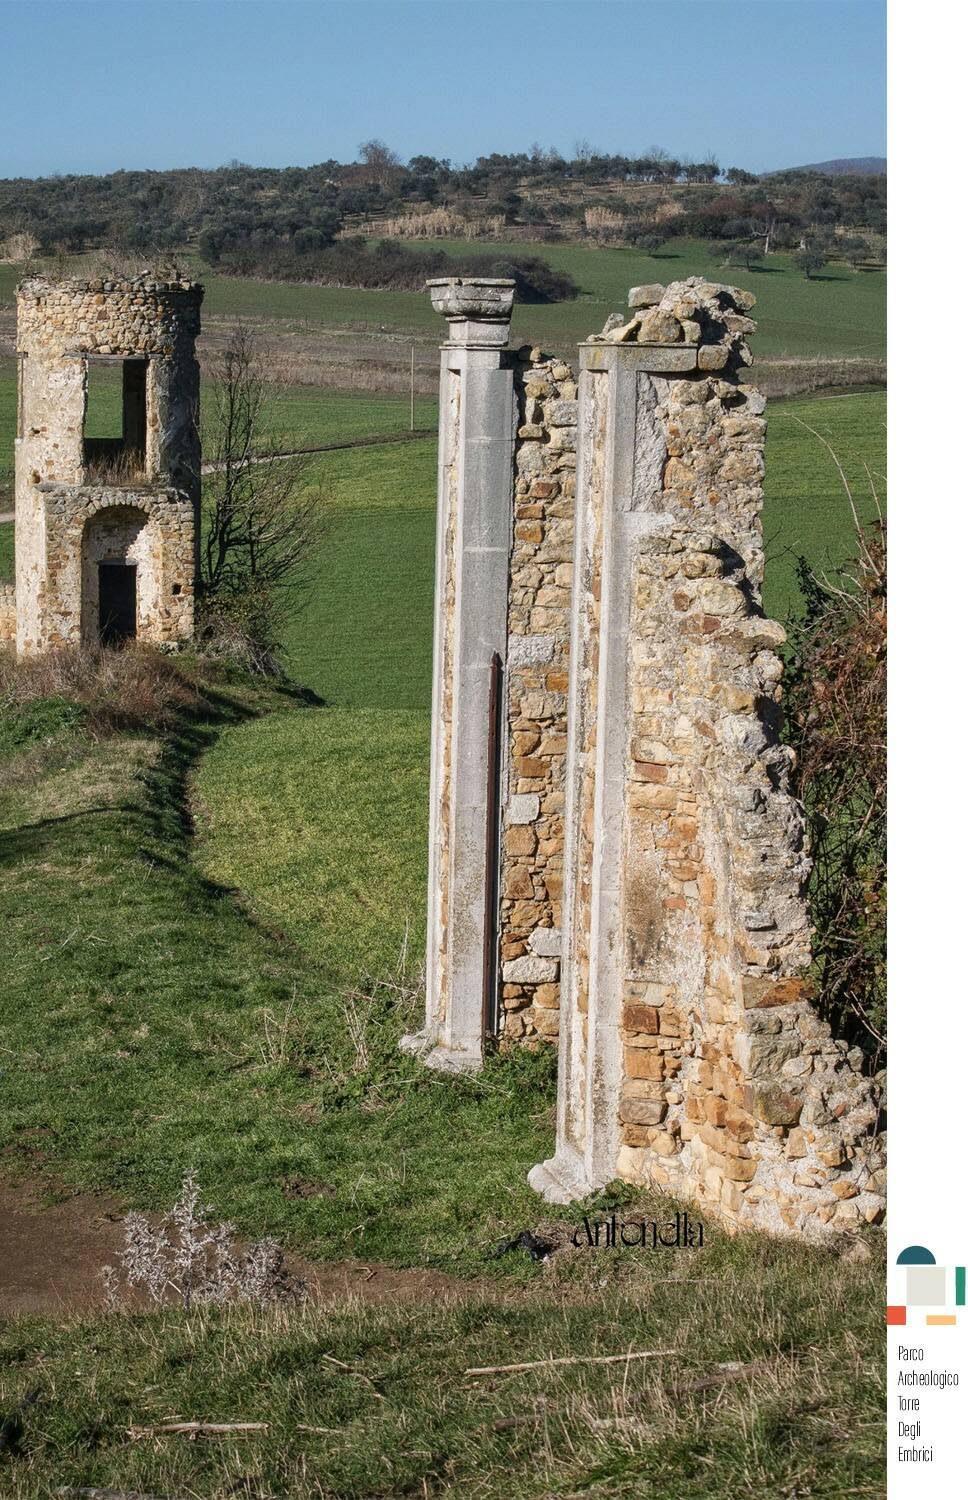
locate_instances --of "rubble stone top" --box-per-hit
[18,274,202,297]
[585,277,758,372]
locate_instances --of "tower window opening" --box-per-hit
[83,357,147,484]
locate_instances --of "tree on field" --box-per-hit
[838,234,869,270]
[720,240,764,272]
[794,245,827,279]
[200,325,328,671]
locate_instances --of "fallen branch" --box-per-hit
[126,1421,268,1438]
[465,1350,677,1377]
[320,1351,385,1399]
[669,1358,774,1397]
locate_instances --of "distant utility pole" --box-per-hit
[410,344,415,431]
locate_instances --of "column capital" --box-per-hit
[427,277,515,347]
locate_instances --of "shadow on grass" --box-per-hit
[0,667,324,903]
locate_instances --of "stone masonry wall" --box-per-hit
[621,529,885,1236]
[0,584,15,645]
[17,276,202,360]
[498,349,577,1043]
[35,485,196,649]
[531,278,885,1239]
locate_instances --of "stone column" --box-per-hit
[404,278,516,1072]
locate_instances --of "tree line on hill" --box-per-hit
[198,237,578,301]
[0,142,885,295]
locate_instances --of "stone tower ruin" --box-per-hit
[12,274,203,656]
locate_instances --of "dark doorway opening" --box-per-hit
[98,563,137,645]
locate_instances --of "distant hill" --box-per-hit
[768,157,886,177]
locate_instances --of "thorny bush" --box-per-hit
[785,496,886,1071]
[102,1170,306,1310]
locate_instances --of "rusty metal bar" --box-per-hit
[482,651,503,1043]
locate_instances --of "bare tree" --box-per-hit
[201,325,327,666]
[358,138,400,187]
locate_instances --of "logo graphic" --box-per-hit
[887,1246,965,1327]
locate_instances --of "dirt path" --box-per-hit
[0,1180,473,1318]
[198,425,433,475]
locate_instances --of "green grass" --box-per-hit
[196,707,429,977]
[762,390,886,621]
[0,684,561,1271]
[0,1250,885,1499]
[192,390,885,977]
[283,438,437,705]
[0,395,886,1254]
[183,237,885,359]
[196,435,437,973]
[400,235,886,360]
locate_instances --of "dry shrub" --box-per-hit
[82,443,147,487]
[0,643,204,741]
[0,229,40,263]
[653,196,687,224]
[784,442,886,1067]
[90,244,192,282]
[362,208,506,240]
[102,1170,306,1310]
[584,205,626,234]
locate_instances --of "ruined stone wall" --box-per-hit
[16,276,202,359]
[621,530,884,1236]
[0,584,15,645]
[499,350,577,1042]
[531,278,885,1239]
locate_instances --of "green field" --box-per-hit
[1,235,886,361]
[0,354,435,496]
[200,237,885,358]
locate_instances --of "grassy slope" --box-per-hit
[0,678,559,1271]
[0,394,886,1241]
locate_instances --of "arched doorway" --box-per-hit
[81,504,157,647]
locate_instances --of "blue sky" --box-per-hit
[1,0,885,178]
